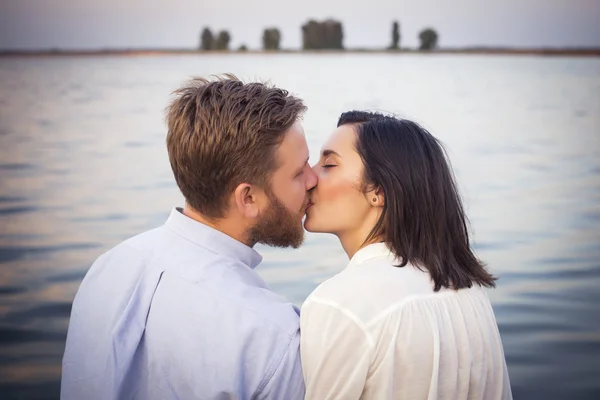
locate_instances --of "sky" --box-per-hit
[1,0,599,50]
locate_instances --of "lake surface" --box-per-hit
[0,53,599,399]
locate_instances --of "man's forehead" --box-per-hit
[295,121,305,134]
[276,126,309,164]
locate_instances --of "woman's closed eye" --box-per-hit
[321,157,337,169]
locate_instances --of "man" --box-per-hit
[61,74,317,399]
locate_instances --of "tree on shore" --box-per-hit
[418,28,439,50]
[302,19,344,50]
[200,27,214,50]
[262,28,281,50]
[390,21,400,50]
[215,31,231,50]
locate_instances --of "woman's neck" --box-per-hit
[337,229,383,260]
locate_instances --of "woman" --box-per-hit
[300,111,512,399]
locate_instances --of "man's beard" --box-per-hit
[247,191,306,249]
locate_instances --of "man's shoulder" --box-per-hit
[165,270,301,338]
[91,222,204,271]
[77,226,172,288]
[88,223,301,335]
[93,225,166,260]
[241,285,301,337]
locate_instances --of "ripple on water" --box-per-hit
[0,243,101,264]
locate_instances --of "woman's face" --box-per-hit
[304,124,381,237]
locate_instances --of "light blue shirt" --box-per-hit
[61,207,305,400]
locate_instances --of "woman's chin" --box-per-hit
[303,215,329,234]
[303,219,315,232]
[303,215,319,233]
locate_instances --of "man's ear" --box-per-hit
[233,183,262,218]
[365,185,385,208]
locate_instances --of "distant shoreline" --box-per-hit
[1,47,599,58]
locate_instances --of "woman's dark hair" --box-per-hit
[338,110,496,291]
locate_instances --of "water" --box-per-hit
[0,53,598,399]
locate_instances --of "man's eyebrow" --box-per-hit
[322,149,341,158]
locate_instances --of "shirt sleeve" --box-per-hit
[255,329,305,400]
[300,298,373,399]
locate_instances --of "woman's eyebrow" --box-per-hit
[322,149,342,158]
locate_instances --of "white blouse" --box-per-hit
[300,242,512,400]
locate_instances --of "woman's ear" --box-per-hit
[366,186,385,207]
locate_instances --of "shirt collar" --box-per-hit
[164,207,263,269]
[348,242,396,267]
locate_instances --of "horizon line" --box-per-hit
[1,46,600,58]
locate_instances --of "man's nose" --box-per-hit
[306,165,318,190]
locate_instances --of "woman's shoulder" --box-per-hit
[301,257,494,325]
[305,258,432,303]
[300,260,418,323]
[303,267,358,307]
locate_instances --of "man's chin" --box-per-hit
[250,198,308,248]
[290,238,304,249]
[257,237,302,249]
[255,223,305,249]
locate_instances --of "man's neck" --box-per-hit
[182,204,252,247]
